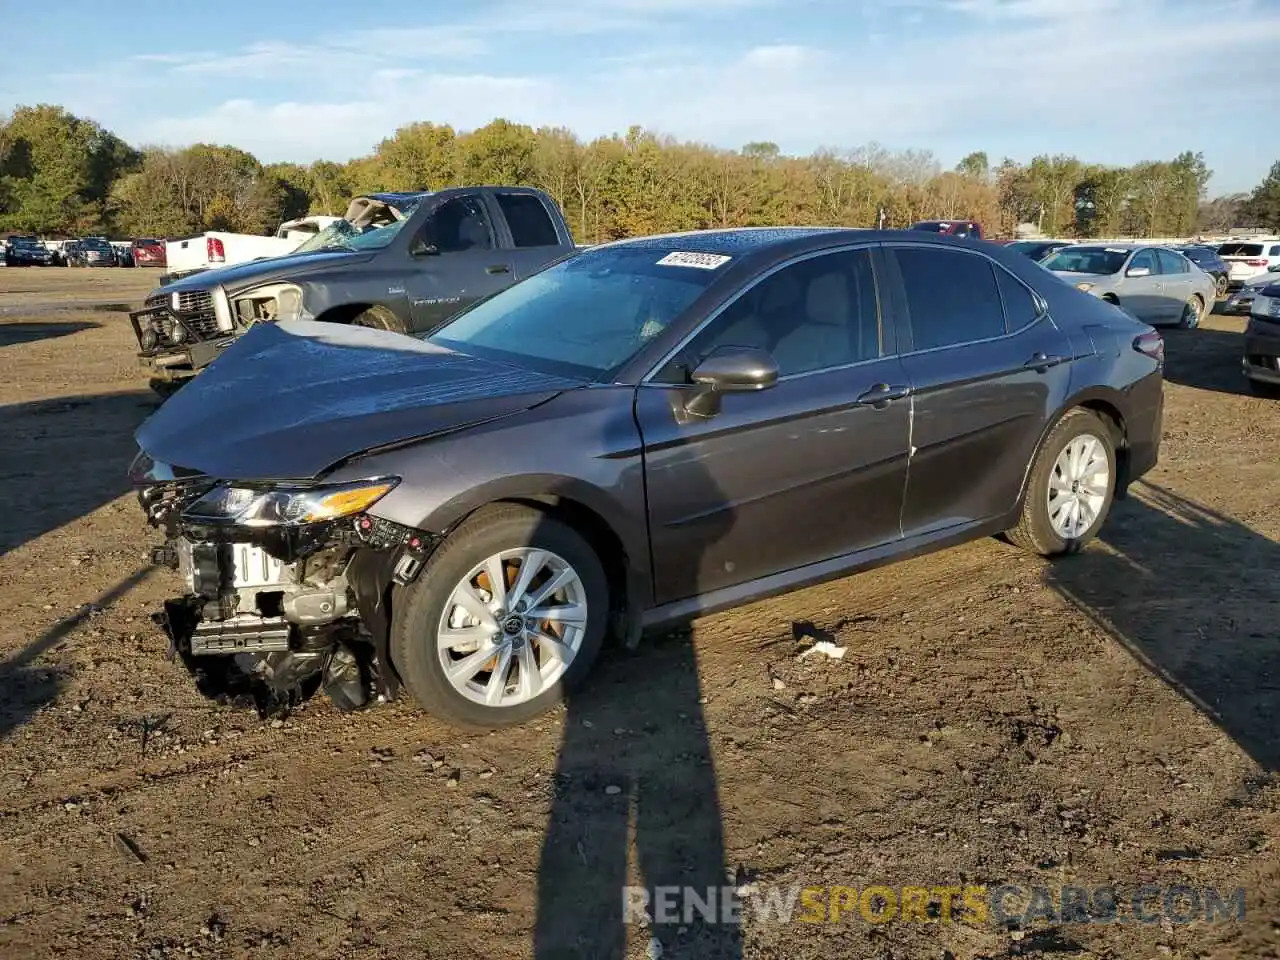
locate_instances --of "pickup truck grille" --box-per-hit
[148,290,214,315]
[141,290,221,341]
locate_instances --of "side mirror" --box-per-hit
[682,346,779,418]
[1268,264,1280,273]
[1126,266,1151,278]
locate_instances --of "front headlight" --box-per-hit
[233,283,307,325]
[183,478,399,527]
[1075,282,1095,293]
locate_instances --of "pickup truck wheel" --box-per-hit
[349,306,409,334]
[1005,408,1117,557]
[390,504,609,730]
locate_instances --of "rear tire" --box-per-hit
[348,306,409,334]
[390,504,610,730]
[1178,295,1204,329]
[1006,408,1117,557]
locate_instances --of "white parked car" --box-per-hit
[163,214,342,282]
[1224,263,1280,315]
[1216,239,1280,290]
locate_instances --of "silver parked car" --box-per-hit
[1040,243,1216,328]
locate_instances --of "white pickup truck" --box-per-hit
[162,214,341,282]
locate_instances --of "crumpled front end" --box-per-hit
[129,286,236,388]
[132,452,438,717]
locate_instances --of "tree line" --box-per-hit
[2,103,1279,243]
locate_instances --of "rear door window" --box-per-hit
[1156,249,1189,274]
[495,193,560,248]
[892,247,1006,350]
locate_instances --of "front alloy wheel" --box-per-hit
[391,504,609,729]
[437,547,589,708]
[1005,408,1117,556]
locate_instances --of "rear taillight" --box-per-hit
[1245,259,1267,267]
[207,237,225,262]
[1133,330,1164,365]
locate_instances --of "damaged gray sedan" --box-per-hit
[130,228,1163,729]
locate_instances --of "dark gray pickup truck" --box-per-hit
[129,186,577,396]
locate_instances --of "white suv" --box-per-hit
[1217,239,1280,289]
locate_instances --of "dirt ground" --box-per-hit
[0,269,1277,960]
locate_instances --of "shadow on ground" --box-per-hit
[1046,480,1280,771]
[1160,326,1254,397]
[534,415,742,959]
[0,567,154,740]
[0,390,157,556]
[0,320,101,347]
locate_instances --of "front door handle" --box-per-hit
[856,383,911,408]
[486,264,511,275]
[1024,352,1068,373]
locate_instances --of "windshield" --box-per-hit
[293,197,423,254]
[1218,243,1263,257]
[427,246,722,380]
[12,238,41,248]
[292,217,409,254]
[81,239,113,250]
[1042,246,1129,275]
[909,222,947,232]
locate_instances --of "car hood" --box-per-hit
[134,320,584,481]
[1244,273,1280,289]
[163,250,377,294]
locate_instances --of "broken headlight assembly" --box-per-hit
[182,478,399,527]
[233,282,307,326]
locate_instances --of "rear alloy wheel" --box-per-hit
[1178,295,1204,329]
[390,505,609,729]
[1006,408,1117,556]
[349,305,409,334]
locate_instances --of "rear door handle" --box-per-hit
[486,264,511,274]
[856,383,911,408]
[1024,352,1068,373]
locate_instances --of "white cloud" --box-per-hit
[13,0,1280,190]
[741,45,814,69]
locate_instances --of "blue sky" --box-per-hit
[2,0,1279,194]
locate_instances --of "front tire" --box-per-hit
[390,504,610,730]
[1006,408,1117,556]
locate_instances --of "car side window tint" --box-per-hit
[995,267,1039,331]
[1270,245,1280,257]
[1156,249,1187,274]
[423,197,494,253]
[1130,249,1158,274]
[496,193,560,247]
[689,249,882,377]
[894,247,1005,350]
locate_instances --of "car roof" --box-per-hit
[601,226,855,255]
[1068,242,1147,251]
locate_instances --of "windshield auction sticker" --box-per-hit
[656,251,732,269]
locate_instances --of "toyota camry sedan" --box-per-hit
[129,228,1165,729]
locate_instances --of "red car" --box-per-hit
[908,220,985,240]
[132,238,167,268]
